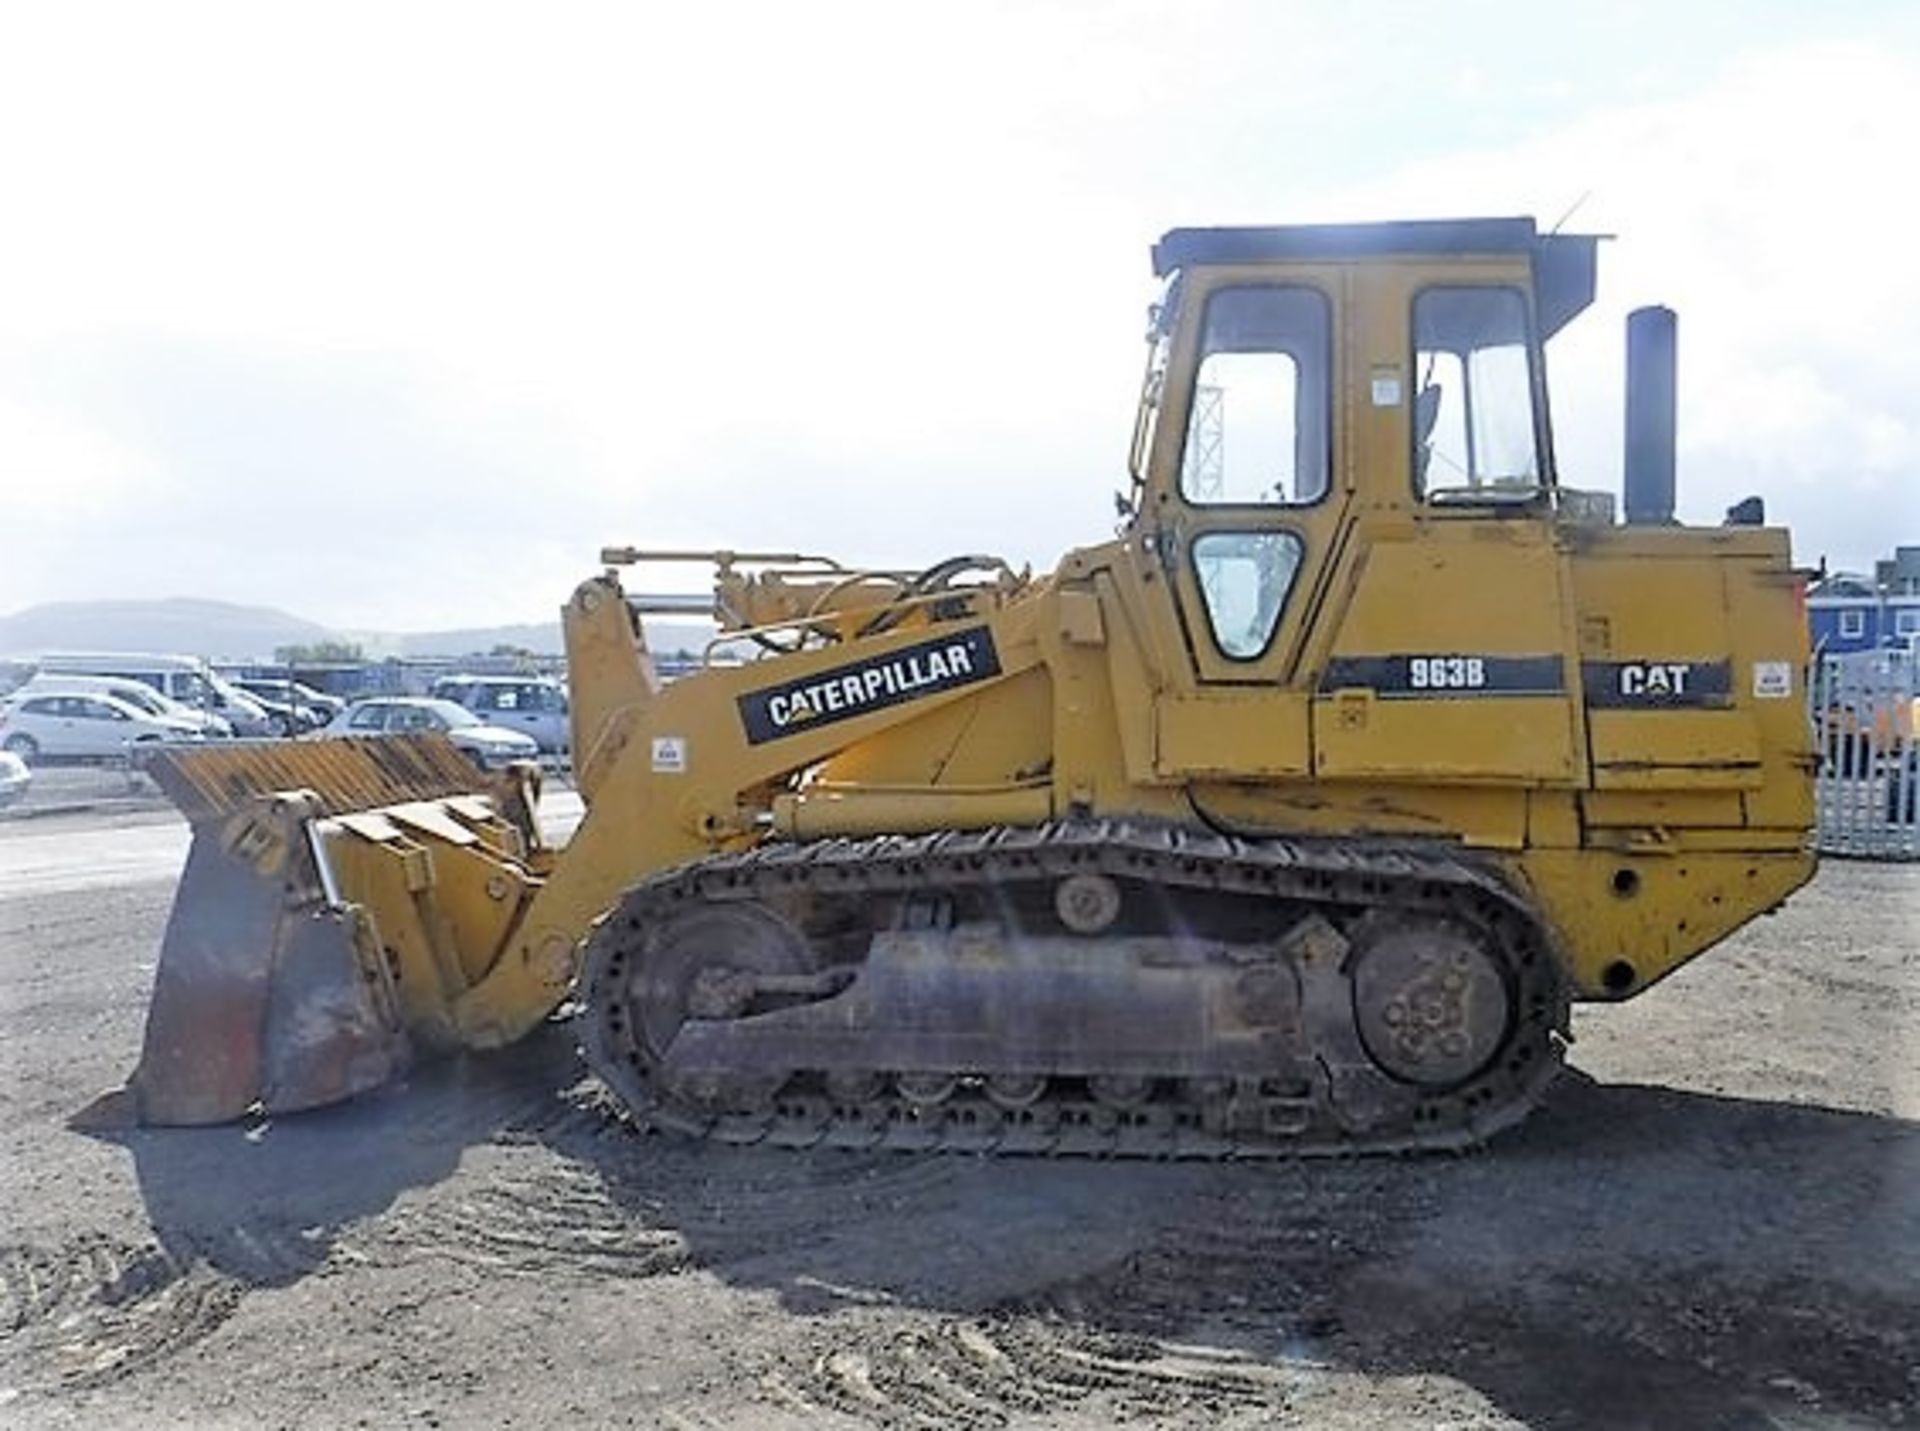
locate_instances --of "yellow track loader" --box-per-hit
[119,217,1816,1154]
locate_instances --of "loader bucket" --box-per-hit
[123,736,502,1125]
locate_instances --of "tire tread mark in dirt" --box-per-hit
[786,1317,1293,1429]
[332,1164,689,1280]
[0,1236,243,1390]
[773,1191,1378,1429]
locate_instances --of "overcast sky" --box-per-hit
[3,0,1917,631]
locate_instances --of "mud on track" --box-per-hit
[0,846,1915,1428]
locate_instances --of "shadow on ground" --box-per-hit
[72,1025,584,1284]
[557,1071,1919,1429]
[85,1044,1920,1428]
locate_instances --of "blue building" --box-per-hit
[1808,546,1920,654]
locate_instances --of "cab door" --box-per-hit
[1308,268,1583,788]
[1148,270,1353,778]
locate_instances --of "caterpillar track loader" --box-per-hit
[115,217,1816,1155]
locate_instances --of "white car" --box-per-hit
[14,673,234,739]
[0,691,206,761]
[0,749,29,808]
[317,697,539,770]
[35,652,275,735]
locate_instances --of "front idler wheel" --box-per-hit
[631,902,813,1115]
[1349,918,1513,1087]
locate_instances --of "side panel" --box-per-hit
[1568,530,1813,827]
[1572,550,1762,790]
[1156,692,1311,778]
[1310,525,1581,784]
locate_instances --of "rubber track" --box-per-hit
[579,820,1570,1158]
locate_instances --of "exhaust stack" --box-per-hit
[1623,305,1677,524]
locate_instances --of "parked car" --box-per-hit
[235,677,345,724]
[219,678,320,734]
[316,697,539,770]
[0,692,206,761]
[205,675,283,735]
[39,651,219,706]
[231,679,322,731]
[36,652,278,735]
[14,673,234,739]
[429,675,570,754]
[0,749,29,808]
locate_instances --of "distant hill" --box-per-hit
[0,598,719,665]
[337,622,569,659]
[358,619,717,659]
[0,598,330,661]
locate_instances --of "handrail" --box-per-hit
[699,585,998,667]
[599,546,847,571]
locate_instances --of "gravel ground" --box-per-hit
[0,764,168,821]
[0,826,1914,1430]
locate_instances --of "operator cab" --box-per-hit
[1132,216,1598,511]
[1125,217,1600,681]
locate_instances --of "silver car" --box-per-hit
[318,697,539,770]
[14,673,234,739]
[235,677,344,727]
[429,675,570,754]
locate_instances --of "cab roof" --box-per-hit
[1151,217,1600,338]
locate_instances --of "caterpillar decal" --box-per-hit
[736,627,1003,744]
[1582,660,1733,709]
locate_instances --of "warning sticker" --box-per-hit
[651,735,688,773]
[1752,661,1793,700]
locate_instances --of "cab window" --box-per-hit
[348,703,388,730]
[1180,286,1330,507]
[1192,531,1305,660]
[1412,287,1540,496]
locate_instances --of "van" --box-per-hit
[429,674,570,753]
[15,673,233,738]
[37,653,278,735]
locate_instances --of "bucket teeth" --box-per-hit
[144,733,491,825]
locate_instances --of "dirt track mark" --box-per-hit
[334,1160,689,1280]
[1029,1217,1364,1337]
[544,1093,982,1254]
[758,1183,1388,1428]
[0,1236,242,1390]
[775,1315,1295,1429]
